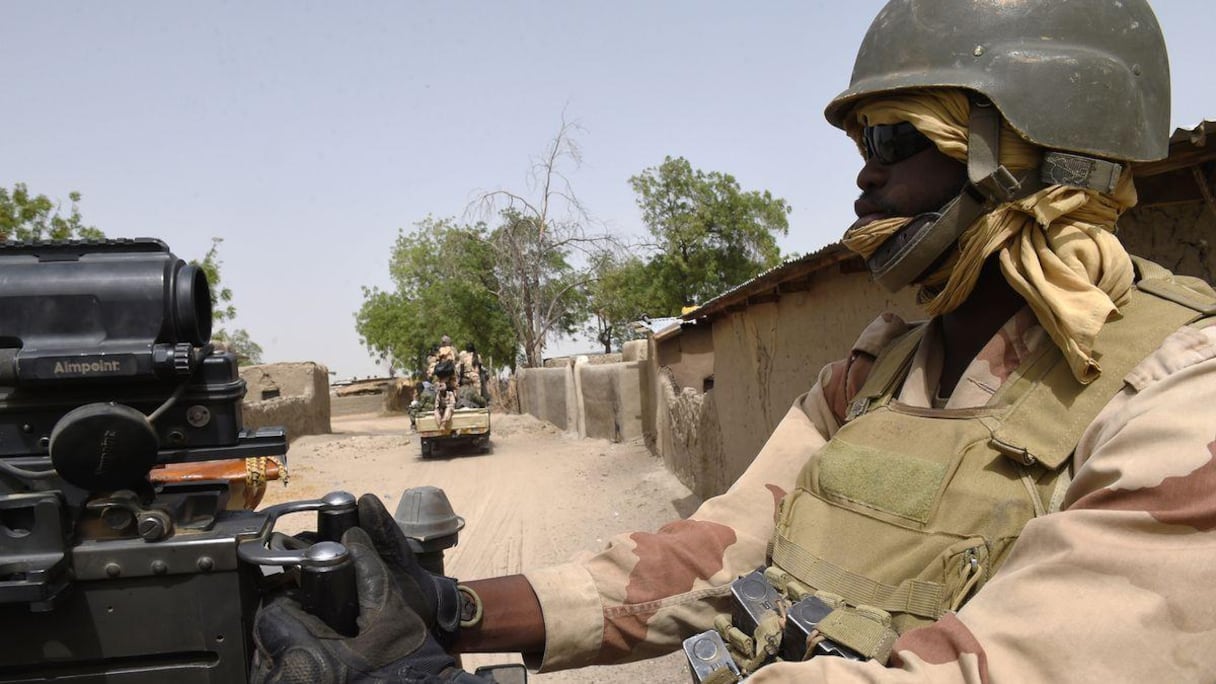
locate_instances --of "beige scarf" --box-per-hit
[840,90,1137,383]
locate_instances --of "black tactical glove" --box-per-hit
[357,494,466,643]
[251,526,486,684]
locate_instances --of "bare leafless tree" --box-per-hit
[470,116,615,367]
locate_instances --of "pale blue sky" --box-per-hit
[4,2,1213,379]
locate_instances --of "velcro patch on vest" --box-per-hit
[817,604,898,662]
[818,438,948,523]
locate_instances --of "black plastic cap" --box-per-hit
[50,403,159,490]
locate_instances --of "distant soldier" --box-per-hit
[432,337,457,388]
[432,335,458,425]
[407,397,420,432]
[424,345,439,382]
[435,335,456,367]
[432,384,454,427]
[456,343,487,408]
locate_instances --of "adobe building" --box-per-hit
[240,361,332,441]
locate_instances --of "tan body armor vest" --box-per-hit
[767,260,1215,654]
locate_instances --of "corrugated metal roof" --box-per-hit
[681,242,856,321]
[653,319,688,342]
[629,315,687,341]
[1133,120,1216,178]
[638,316,682,332]
[1169,120,1215,146]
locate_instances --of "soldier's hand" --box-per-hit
[251,526,486,684]
[357,494,468,645]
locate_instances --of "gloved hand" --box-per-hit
[357,494,466,643]
[251,526,485,684]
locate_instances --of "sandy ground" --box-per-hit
[261,408,699,683]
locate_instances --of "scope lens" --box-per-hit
[174,263,212,345]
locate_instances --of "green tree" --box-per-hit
[215,328,264,365]
[355,217,517,375]
[473,118,609,366]
[583,250,664,353]
[629,156,790,315]
[0,183,104,241]
[194,237,263,365]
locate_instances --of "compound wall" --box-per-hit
[518,340,649,442]
[652,367,727,499]
[517,366,573,431]
[575,354,645,443]
[657,323,715,392]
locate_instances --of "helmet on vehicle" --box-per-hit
[825,0,1171,162]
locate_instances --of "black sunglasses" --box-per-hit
[862,122,934,165]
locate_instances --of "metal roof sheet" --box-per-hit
[681,242,856,321]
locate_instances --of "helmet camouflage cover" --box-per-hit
[825,0,1171,162]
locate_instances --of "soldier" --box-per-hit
[431,336,457,386]
[424,346,439,382]
[456,343,486,408]
[254,1,1216,681]
[431,335,459,425]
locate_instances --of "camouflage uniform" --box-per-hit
[457,349,479,387]
[524,308,1216,680]
[431,343,458,424]
[456,349,487,408]
[433,345,456,379]
[520,2,1206,679]
[456,350,470,380]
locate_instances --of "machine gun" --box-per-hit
[0,239,382,683]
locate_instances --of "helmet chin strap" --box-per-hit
[865,96,1123,293]
[867,97,1038,291]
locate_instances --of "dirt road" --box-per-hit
[261,408,699,682]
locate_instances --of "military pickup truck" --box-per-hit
[415,406,491,458]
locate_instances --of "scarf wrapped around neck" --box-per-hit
[840,89,1137,384]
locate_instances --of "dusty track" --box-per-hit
[262,409,699,682]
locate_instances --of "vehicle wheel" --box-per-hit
[421,440,434,459]
[479,438,491,454]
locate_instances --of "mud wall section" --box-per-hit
[517,342,647,442]
[240,362,332,441]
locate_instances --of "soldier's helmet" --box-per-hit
[824,0,1171,162]
[440,335,452,346]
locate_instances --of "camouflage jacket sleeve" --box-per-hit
[746,323,1216,683]
[522,314,913,672]
[523,394,821,671]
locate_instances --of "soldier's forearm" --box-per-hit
[455,575,546,655]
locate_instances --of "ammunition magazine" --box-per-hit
[684,570,867,682]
